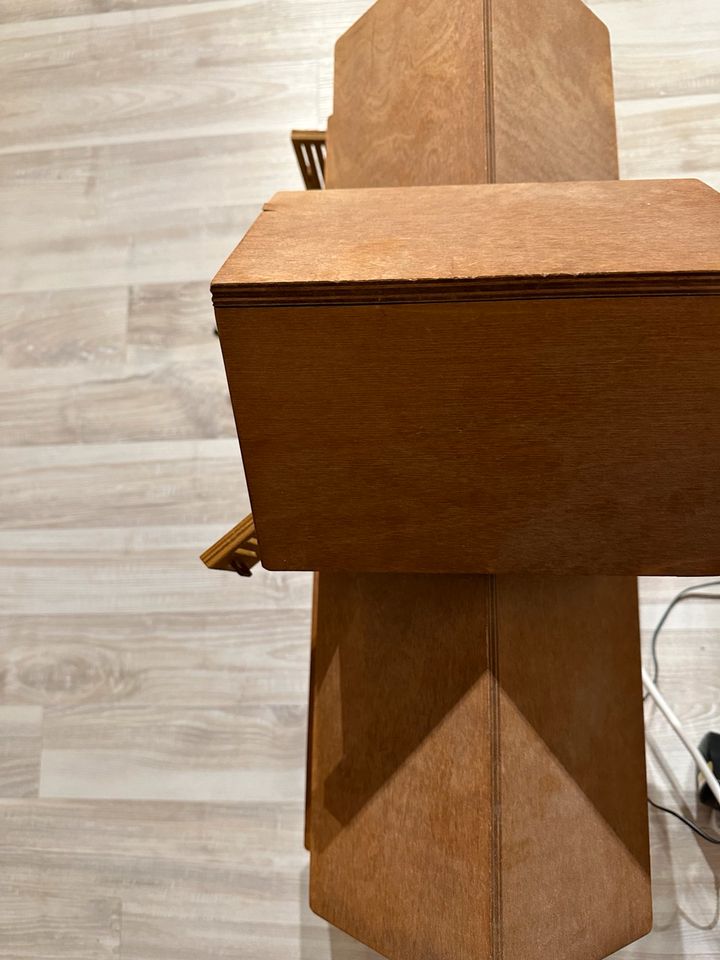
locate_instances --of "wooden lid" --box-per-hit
[212,179,720,307]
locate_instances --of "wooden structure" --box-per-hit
[326,0,618,188]
[202,0,720,956]
[200,514,259,577]
[214,179,720,575]
[290,130,326,190]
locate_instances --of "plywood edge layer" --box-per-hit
[212,273,720,308]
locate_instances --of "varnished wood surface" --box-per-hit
[200,514,260,574]
[325,0,488,189]
[495,576,651,959]
[325,0,617,189]
[491,0,619,183]
[306,7,651,958]
[310,573,493,960]
[1,0,719,957]
[309,574,651,960]
[213,179,720,300]
[218,293,720,576]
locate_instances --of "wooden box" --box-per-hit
[213,178,720,574]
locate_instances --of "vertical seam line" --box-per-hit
[487,574,503,960]
[483,0,497,183]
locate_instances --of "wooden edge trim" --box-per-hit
[212,272,720,308]
[200,514,261,574]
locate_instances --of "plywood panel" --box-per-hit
[325,0,488,189]
[492,0,619,182]
[213,179,720,300]
[309,573,493,960]
[218,292,720,575]
[308,573,652,960]
[325,0,618,188]
[496,576,651,959]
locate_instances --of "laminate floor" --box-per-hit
[1,1,719,957]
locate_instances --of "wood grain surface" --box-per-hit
[309,573,493,960]
[1,0,719,958]
[492,0,619,182]
[325,0,618,188]
[309,574,651,960]
[301,5,651,959]
[495,575,651,959]
[218,292,720,575]
[213,178,720,300]
[325,0,488,188]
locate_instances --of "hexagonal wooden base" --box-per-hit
[307,574,652,960]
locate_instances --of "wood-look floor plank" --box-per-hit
[0,610,311,707]
[0,439,247,529]
[0,706,43,798]
[0,346,234,446]
[0,128,298,304]
[0,287,128,369]
[0,799,308,922]
[120,911,382,960]
[0,526,313,615]
[590,0,720,101]
[40,702,307,802]
[0,0,368,42]
[128,282,222,350]
[0,893,121,960]
[0,0,239,22]
[617,95,720,188]
[1,200,261,294]
[0,5,332,152]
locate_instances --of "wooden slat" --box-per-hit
[291,130,326,190]
[200,514,260,576]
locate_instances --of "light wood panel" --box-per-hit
[309,573,493,960]
[0,0,718,958]
[491,0,618,182]
[495,576,651,960]
[325,0,488,188]
[325,0,617,188]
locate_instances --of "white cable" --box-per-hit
[642,666,720,809]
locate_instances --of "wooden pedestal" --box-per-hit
[308,574,651,960]
[206,0,677,957]
[307,1,652,955]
